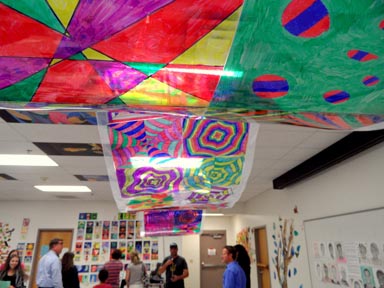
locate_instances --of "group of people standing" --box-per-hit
[1,238,251,288]
[221,244,251,288]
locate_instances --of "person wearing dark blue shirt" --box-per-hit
[221,245,246,288]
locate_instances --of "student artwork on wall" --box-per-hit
[0,222,14,264]
[20,218,30,240]
[305,208,384,288]
[311,240,384,287]
[0,110,97,125]
[271,218,301,288]
[74,212,159,286]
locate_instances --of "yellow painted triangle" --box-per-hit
[82,48,114,61]
[47,0,79,28]
[172,7,242,66]
[119,78,209,107]
[50,59,63,66]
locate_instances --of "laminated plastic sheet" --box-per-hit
[97,111,258,212]
[0,0,383,130]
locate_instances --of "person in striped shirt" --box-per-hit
[103,249,123,288]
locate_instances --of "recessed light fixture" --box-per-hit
[0,154,58,166]
[34,185,92,192]
[130,157,203,168]
[202,213,224,216]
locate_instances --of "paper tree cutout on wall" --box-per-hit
[99,111,257,211]
[272,218,301,288]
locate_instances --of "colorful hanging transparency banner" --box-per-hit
[97,111,258,211]
[144,209,203,236]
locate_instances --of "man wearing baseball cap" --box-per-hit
[158,242,189,288]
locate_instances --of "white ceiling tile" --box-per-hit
[298,130,349,148]
[0,123,26,141]
[281,147,321,161]
[253,146,291,160]
[11,123,101,143]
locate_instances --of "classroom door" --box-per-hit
[200,230,227,288]
[30,229,73,288]
[254,227,271,288]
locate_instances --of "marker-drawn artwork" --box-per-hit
[74,242,82,263]
[135,221,142,239]
[0,110,97,125]
[85,221,94,241]
[127,241,134,261]
[83,242,92,262]
[0,1,382,130]
[25,243,34,257]
[144,209,202,236]
[143,240,151,261]
[100,242,109,262]
[34,142,103,156]
[75,175,109,182]
[102,221,110,240]
[93,221,102,240]
[76,265,90,273]
[110,242,117,259]
[100,112,257,211]
[151,241,159,261]
[76,221,85,241]
[135,241,143,254]
[91,242,100,262]
[119,241,127,260]
[127,221,135,239]
[20,218,30,240]
[111,221,119,240]
[0,174,16,181]
[119,220,126,239]
[16,243,25,259]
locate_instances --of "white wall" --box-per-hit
[1,143,382,288]
[241,143,384,287]
[0,201,235,288]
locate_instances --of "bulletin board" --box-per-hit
[304,207,384,288]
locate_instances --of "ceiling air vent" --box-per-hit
[55,195,79,199]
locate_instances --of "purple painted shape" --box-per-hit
[0,58,49,89]
[89,61,147,94]
[54,0,173,58]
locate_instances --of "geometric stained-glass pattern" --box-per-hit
[0,0,382,130]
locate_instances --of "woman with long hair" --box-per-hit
[0,255,25,288]
[61,252,80,288]
[234,244,251,288]
[125,250,146,288]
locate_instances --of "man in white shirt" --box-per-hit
[36,238,64,288]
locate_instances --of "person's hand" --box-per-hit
[170,275,180,282]
[9,285,15,288]
[166,258,173,266]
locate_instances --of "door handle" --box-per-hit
[201,262,226,268]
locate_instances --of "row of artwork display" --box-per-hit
[312,241,384,288]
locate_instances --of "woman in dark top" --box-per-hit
[62,252,80,288]
[235,244,251,288]
[0,255,25,288]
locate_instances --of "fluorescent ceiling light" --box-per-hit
[0,154,58,166]
[130,157,203,168]
[164,67,243,77]
[203,213,224,216]
[34,185,92,192]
